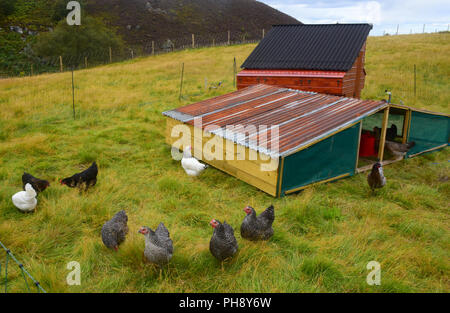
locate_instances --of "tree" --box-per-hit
[0,0,17,19]
[33,16,124,66]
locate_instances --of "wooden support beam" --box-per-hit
[59,55,63,72]
[378,107,390,161]
[192,34,195,49]
[152,41,155,55]
[402,110,411,144]
[354,121,363,171]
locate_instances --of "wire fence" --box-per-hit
[0,30,263,78]
[0,240,46,293]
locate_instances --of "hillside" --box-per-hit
[0,0,299,76]
[0,34,448,293]
[3,0,298,40]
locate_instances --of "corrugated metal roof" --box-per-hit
[163,84,387,158]
[241,24,372,71]
[237,69,346,78]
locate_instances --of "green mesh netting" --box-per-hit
[361,110,405,138]
[281,123,360,195]
[407,111,449,156]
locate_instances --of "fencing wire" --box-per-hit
[0,240,46,293]
[0,31,262,78]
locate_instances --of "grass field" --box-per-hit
[0,33,448,293]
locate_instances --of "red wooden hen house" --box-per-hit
[237,24,372,98]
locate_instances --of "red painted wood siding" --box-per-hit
[237,75,344,95]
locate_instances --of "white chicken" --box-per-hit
[12,183,37,212]
[181,146,208,176]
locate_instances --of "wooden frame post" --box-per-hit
[152,41,155,55]
[228,30,230,45]
[355,121,363,171]
[378,107,390,161]
[402,109,411,144]
[59,56,63,72]
[192,34,195,49]
[109,47,112,63]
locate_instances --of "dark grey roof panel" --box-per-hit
[241,24,372,71]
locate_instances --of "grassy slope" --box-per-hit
[0,33,448,293]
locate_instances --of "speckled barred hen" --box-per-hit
[209,219,238,261]
[101,210,129,251]
[138,223,173,265]
[240,205,275,241]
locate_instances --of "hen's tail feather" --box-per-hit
[260,205,275,223]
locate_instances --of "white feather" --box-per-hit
[181,146,208,176]
[12,183,37,212]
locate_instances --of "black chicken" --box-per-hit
[101,210,129,251]
[209,219,238,261]
[374,125,397,141]
[386,124,397,141]
[60,162,98,190]
[22,172,50,194]
[367,162,386,191]
[240,205,275,241]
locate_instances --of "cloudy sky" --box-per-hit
[260,0,450,36]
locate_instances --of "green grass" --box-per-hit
[0,34,449,293]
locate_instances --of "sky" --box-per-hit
[259,0,450,36]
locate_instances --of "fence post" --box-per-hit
[192,34,195,49]
[152,41,155,55]
[71,67,75,119]
[59,56,63,72]
[262,29,265,38]
[212,38,215,47]
[85,56,88,68]
[396,24,399,35]
[423,24,425,33]
[30,64,33,76]
[131,49,134,59]
[228,30,230,45]
[109,47,112,63]
[179,62,184,100]
[233,57,236,88]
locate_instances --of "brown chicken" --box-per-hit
[367,162,386,191]
[373,127,415,157]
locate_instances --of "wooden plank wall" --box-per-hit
[165,117,280,196]
[342,42,367,98]
[237,75,344,95]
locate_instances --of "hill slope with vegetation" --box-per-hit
[0,0,299,76]
[0,33,448,293]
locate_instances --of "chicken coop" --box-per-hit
[163,84,449,197]
[237,23,372,98]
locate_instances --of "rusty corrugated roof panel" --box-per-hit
[163,84,387,157]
